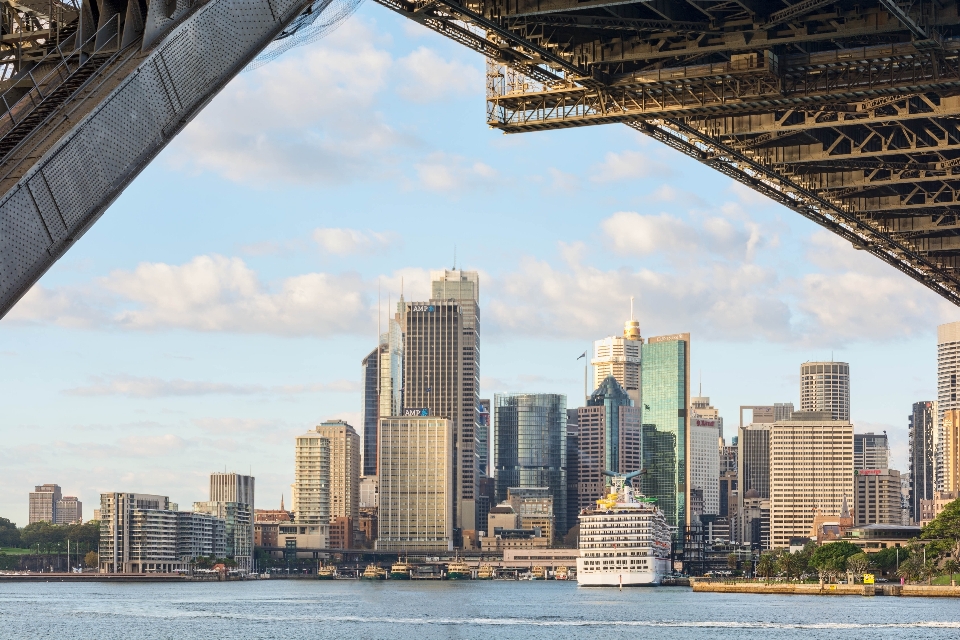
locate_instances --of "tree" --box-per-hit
[870,546,908,576]
[563,525,579,548]
[942,559,960,586]
[757,553,776,580]
[20,521,63,553]
[846,553,869,582]
[810,541,861,582]
[922,497,960,566]
[727,553,738,571]
[84,551,98,568]
[0,518,19,547]
[897,554,926,583]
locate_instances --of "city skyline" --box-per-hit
[0,3,954,526]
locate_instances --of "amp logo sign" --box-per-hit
[412,305,436,312]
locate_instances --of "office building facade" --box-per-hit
[361,346,380,478]
[855,469,903,526]
[769,417,854,548]
[854,432,890,470]
[565,409,580,538]
[29,484,61,524]
[577,377,639,511]
[944,408,960,492]
[691,416,720,517]
[478,398,491,478]
[430,269,481,532]
[55,496,82,524]
[591,311,642,404]
[376,416,453,552]
[493,393,568,535]
[909,401,936,523]
[800,362,850,421]
[640,333,691,532]
[193,500,252,572]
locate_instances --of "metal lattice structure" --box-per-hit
[0,0,336,318]
[374,0,960,306]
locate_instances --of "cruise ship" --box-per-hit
[576,470,672,587]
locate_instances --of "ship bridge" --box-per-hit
[4,0,960,316]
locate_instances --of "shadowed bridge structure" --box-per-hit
[3,0,960,317]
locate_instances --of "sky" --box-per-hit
[0,2,955,526]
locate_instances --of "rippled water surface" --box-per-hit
[2,580,960,639]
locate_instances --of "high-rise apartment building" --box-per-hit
[196,472,255,572]
[376,416,453,551]
[769,415,854,548]
[293,431,331,547]
[855,469,903,526]
[99,493,180,573]
[800,362,850,421]
[55,496,82,524]
[590,307,642,404]
[909,401,936,523]
[493,393,568,535]
[209,472,255,508]
[311,421,361,523]
[640,333,691,532]
[938,322,960,490]
[29,484,61,524]
[944,409,960,491]
[429,269,481,532]
[577,377,639,511]
[854,432,889,470]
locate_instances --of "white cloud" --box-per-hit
[395,47,483,103]
[414,153,498,192]
[102,255,369,335]
[167,19,400,185]
[313,228,396,255]
[601,211,765,260]
[590,150,671,182]
[64,375,359,398]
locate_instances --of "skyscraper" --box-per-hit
[55,497,82,524]
[769,414,854,548]
[909,401,936,524]
[690,395,721,517]
[944,409,960,492]
[493,393,568,535]
[29,484,61,524]
[800,361,850,421]
[854,432,890,470]
[377,416,453,551]
[577,377,638,510]
[938,322,960,490]
[293,430,331,547]
[640,333,691,532]
[361,347,380,478]
[478,398,491,477]
[565,409,580,537]
[430,269,480,532]
[311,421,361,523]
[590,304,642,404]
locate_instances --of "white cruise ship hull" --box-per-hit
[575,559,669,587]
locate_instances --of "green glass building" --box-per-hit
[640,333,690,534]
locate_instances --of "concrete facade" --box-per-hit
[855,469,903,526]
[800,362,850,421]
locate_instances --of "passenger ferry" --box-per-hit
[531,566,547,580]
[554,565,570,580]
[476,564,495,580]
[361,564,386,580]
[390,558,412,580]
[317,564,336,580]
[446,557,471,579]
[576,470,671,587]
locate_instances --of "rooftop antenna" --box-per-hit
[630,296,634,320]
[699,370,702,398]
[453,245,457,270]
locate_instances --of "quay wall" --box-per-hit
[693,581,960,597]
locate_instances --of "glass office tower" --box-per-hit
[640,333,691,533]
[494,393,568,535]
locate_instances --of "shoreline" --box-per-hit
[693,580,960,597]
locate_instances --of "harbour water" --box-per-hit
[2,580,960,639]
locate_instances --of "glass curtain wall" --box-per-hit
[494,393,567,535]
[640,338,689,533]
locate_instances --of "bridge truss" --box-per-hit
[374,0,960,305]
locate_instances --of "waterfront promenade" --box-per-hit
[693,580,960,597]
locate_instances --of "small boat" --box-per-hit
[361,564,386,580]
[531,566,547,580]
[390,558,412,580]
[446,557,471,580]
[317,565,336,580]
[476,564,495,580]
[554,566,569,580]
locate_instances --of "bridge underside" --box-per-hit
[375,0,960,306]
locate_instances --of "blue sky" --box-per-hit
[0,3,953,525]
